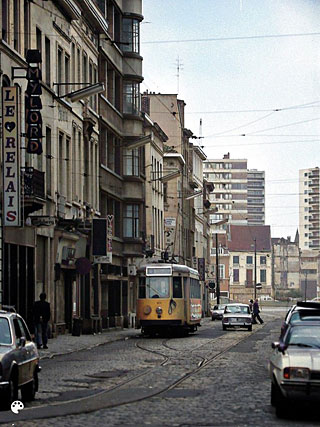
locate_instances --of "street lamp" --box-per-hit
[211,219,228,304]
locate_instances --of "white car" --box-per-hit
[222,303,252,331]
[269,322,320,418]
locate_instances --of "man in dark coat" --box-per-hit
[33,293,51,349]
[252,298,264,325]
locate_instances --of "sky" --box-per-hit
[140,0,320,239]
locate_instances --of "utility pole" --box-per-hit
[216,233,220,304]
[304,270,308,301]
[254,238,257,300]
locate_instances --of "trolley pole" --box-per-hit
[216,233,220,305]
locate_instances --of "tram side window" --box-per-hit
[173,277,183,298]
[190,278,201,299]
[139,277,146,298]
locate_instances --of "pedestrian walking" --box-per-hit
[33,293,51,349]
[252,298,264,324]
[249,299,254,313]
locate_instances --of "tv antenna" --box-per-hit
[175,56,183,94]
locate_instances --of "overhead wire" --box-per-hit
[142,32,320,44]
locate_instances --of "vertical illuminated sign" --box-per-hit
[2,87,20,226]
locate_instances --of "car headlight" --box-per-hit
[223,318,229,323]
[245,318,251,323]
[284,367,310,380]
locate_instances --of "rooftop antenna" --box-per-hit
[175,56,183,94]
[199,118,203,139]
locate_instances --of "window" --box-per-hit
[146,276,170,298]
[173,277,183,298]
[260,270,266,283]
[36,27,42,63]
[124,148,139,176]
[45,37,51,85]
[14,0,20,51]
[260,256,266,265]
[122,18,140,53]
[233,256,239,265]
[107,133,121,174]
[65,54,70,94]
[233,269,239,282]
[2,0,8,41]
[124,205,139,238]
[46,127,52,196]
[138,277,146,298]
[190,278,201,299]
[123,81,140,114]
[246,256,253,264]
[219,264,225,279]
[0,318,12,345]
[246,269,253,285]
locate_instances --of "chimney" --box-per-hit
[223,152,230,159]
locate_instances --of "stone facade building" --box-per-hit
[271,235,300,299]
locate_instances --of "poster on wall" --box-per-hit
[2,87,20,226]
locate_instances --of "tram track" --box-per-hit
[0,322,265,424]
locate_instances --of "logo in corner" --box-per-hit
[11,400,24,414]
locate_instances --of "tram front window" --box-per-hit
[147,277,170,298]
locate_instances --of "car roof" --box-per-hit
[296,301,320,309]
[225,303,249,307]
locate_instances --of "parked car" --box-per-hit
[210,304,226,321]
[0,308,41,409]
[269,322,320,417]
[222,303,252,331]
[280,301,320,339]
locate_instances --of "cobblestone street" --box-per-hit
[2,308,320,426]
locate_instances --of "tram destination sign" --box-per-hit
[2,87,20,226]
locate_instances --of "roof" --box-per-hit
[228,225,271,251]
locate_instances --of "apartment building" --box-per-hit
[247,170,265,225]
[203,153,248,228]
[299,167,320,251]
[228,225,272,302]
[0,0,146,333]
[300,250,320,300]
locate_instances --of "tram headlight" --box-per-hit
[143,305,152,315]
[156,306,163,315]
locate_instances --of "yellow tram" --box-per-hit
[136,264,202,335]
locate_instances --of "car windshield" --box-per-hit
[146,277,170,298]
[0,317,12,345]
[218,305,226,310]
[286,325,320,348]
[225,305,250,314]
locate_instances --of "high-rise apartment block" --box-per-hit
[203,154,265,228]
[247,170,265,225]
[203,154,248,226]
[299,167,320,250]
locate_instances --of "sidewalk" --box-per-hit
[38,328,139,360]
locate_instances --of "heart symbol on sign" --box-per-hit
[5,122,16,132]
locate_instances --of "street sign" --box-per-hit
[93,254,112,264]
[256,283,262,289]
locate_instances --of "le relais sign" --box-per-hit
[2,87,20,226]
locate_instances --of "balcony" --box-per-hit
[22,167,46,216]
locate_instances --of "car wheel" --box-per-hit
[222,325,227,331]
[248,325,252,332]
[21,371,38,402]
[1,377,18,409]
